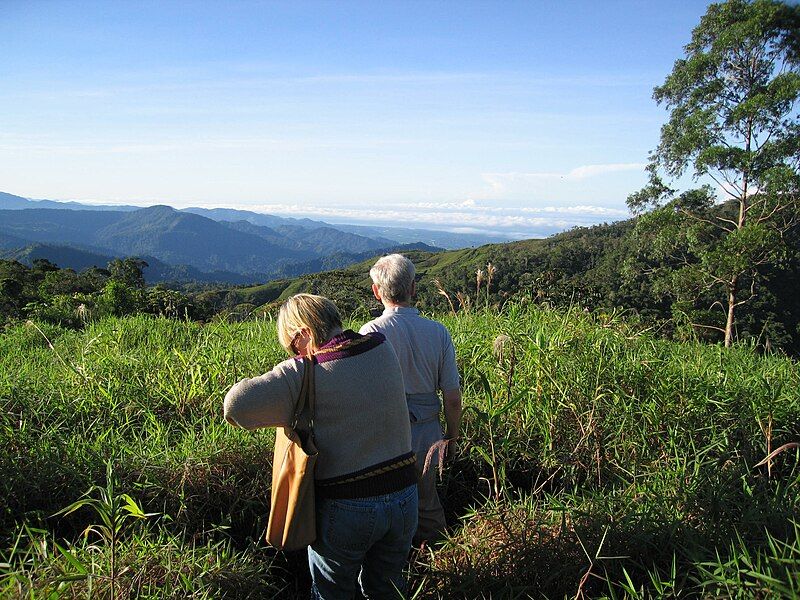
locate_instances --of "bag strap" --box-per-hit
[307,356,316,434]
[290,356,316,438]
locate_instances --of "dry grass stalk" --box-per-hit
[422,439,450,480]
[456,292,471,313]
[493,334,517,402]
[754,441,800,470]
[486,262,496,297]
[432,278,456,314]
[758,415,774,477]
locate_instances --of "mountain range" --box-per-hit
[0,191,507,284]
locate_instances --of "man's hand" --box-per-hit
[443,436,459,463]
[423,436,459,478]
[442,388,462,447]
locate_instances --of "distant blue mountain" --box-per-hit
[0,193,511,249]
[0,190,508,283]
[0,191,141,212]
[182,205,506,249]
[0,206,311,276]
[0,199,445,283]
[183,206,330,230]
[334,223,514,248]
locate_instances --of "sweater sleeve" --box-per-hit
[223,358,303,430]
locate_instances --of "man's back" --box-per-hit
[360,306,459,396]
[363,253,463,544]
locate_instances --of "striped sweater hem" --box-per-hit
[316,452,417,499]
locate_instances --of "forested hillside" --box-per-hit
[4,201,800,353]
[207,207,800,353]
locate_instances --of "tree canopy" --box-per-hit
[628,0,800,346]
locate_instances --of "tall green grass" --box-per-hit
[432,304,800,597]
[1,304,799,598]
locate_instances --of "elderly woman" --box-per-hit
[224,294,418,599]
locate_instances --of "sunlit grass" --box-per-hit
[2,305,799,598]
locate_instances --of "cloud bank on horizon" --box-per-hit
[58,158,639,239]
[223,162,639,238]
[236,199,631,239]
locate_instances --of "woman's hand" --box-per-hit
[291,328,314,357]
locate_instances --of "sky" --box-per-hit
[1,0,716,239]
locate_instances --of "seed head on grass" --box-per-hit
[456,292,471,313]
[493,334,511,364]
[432,279,456,314]
[486,262,496,296]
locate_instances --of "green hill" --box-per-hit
[216,214,800,353]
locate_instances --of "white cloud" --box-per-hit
[519,205,630,216]
[404,199,478,210]
[481,163,647,189]
[397,200,629,217]
[567,163,646,179]
[229,202,615,237]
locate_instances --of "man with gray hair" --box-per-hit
[360,253,462,545]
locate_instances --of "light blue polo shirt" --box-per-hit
[360,306,460,395]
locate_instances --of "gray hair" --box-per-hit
[369,254,416,304]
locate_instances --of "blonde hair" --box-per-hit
[369,254,415,304]
[277,293,342,354]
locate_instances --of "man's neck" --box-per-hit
[383,301,412,309]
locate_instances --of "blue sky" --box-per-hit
[1,1,714,238]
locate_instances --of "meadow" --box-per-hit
[1,303,799,598]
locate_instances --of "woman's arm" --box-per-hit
[223,359,302,430]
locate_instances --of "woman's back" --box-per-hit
[224,330,414,490]
[224,293,419,598]
[307,330,412,482]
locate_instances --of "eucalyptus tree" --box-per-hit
[628,0,800,346]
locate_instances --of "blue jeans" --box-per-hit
[309,484,418,600]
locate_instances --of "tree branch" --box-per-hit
[691,322,726,334]
[678,207,733,233]
[733,279,757,307]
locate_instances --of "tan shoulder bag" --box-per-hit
[266,355,318,551]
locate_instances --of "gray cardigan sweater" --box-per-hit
[224,331,414,484]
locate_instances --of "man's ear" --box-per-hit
[371,283,382,301]
[411,280,417,298]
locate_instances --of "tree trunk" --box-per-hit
[725,276,738,347]
[727,126,749,348]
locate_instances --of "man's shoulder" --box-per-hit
[413,313,451,332]
[360,309,450,336]
[359,316,388,334]
[362,311,405,327]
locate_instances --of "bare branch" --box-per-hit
[707,171,740,202]
[678,207,733,233]
[733,279,757,307]
[715,214,740,229]
[752,201,782,225]
[691,322,727,334]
